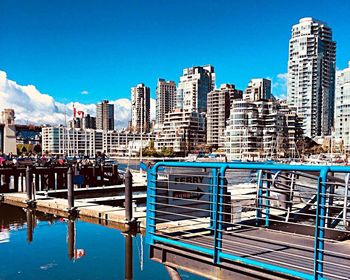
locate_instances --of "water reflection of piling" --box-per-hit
[124,232,133,280]
[67,219,75,261]
[26,209,34,243]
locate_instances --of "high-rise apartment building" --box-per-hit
[244,78,271,101]
[287,17,336,137]
[82,114,96,129]
[96,100,114,131]
[335,62,350,151]
[131,83,150,133]
[207,84,242,148]
[176,65,215,113]
[156,79,176,124]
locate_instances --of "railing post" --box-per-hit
[146,167,156,244]
[213,166,226,264]
[314,167,328,280]
[125,170,133,222]
[256,170,263,225]
[67,167,74,209]
[211,168,219,263]
[265,172,271,228]
[26,166,33,201]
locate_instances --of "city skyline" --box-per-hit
[1,2,350,130]
[1,0,350,105]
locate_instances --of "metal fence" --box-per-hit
[146,162,350,280]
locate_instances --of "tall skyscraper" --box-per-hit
[335,61,350,151]
[96,100,114,131]
[156,79,176,125]
[244,78,271,101]
[207,84,242,148]
[287,17,336,137]
[131,83,150,133]
[176,65,215,113]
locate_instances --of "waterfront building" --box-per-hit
[131,84,150,133]
[335,61,350,151]
[103,130,155,156]
[156,79,176,125]
[224,99,302,160]
[176,65,215,113]
[1,109,16,154]
[207,84,242,148]
[42,127,155,157]
[96,100,114,131]
[244,78,271,101]
[287,17,336,137]
[42,127,102,156]
[278,100,304,157]
[155,109,206,154]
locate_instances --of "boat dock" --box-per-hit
[146,162,350,280]
[1,161,350,279]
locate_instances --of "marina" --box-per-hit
[1,160,350,279]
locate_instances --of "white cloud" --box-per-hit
[271,72,288,99]
[80,90,89,95]
[0,70,155,129]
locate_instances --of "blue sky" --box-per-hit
[1,0,350,104]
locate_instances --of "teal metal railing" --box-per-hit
[146,162,350,280]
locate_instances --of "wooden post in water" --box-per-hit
[124,232,133,280]
[26,166,33,200]
[26,209,34,243]
[125,170,133,222]
[67,167,74,209]
[67,219,75,260]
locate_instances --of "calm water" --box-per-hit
[0,204,204,280]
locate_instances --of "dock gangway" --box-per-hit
[146,162,350,280]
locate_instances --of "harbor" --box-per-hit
[1,160,350,279]
[1,2,350,279]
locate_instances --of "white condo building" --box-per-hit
[244,78,271,101]
[287,17,336,137]
[176,65,215,113]
[131,84,150,133]
[42,127,155,157]
[335,62,350,151]
[155,109,206,154]
[224,100,303,160]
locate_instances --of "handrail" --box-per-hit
[147,161,350,280]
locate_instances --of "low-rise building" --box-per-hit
[155,109,206,155]
[42,127,155,157]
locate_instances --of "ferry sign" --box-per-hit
[168,173,211,206]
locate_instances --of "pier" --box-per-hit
[0,164,147,231]
[146,162,350,280]
[1,161,350,279]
